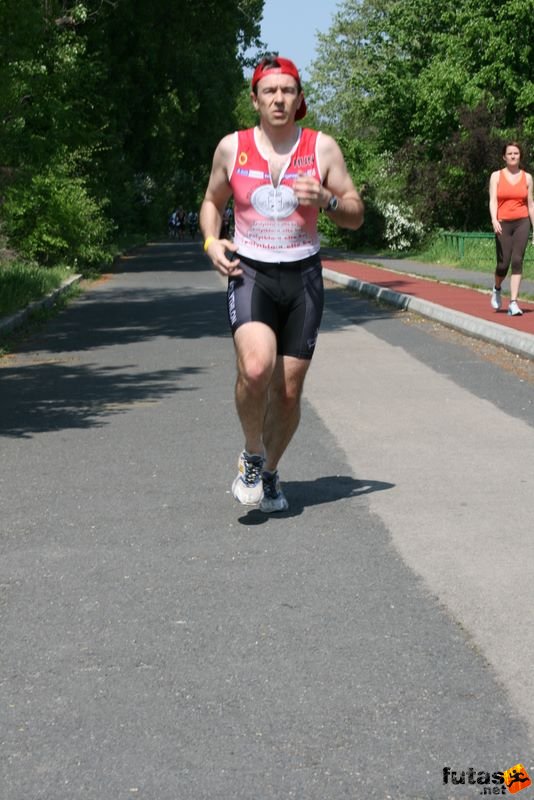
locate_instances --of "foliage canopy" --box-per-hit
[0,0,263,269]
[2,0,533,263]
[309,0,534,244]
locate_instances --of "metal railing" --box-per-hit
[439,231,493,258]
[439,230,533,260]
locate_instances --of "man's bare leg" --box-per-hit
[233,322,277,455]
[231,331,311,508]
[263,355,311,472]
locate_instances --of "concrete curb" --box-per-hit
[323,267,534,360]
[0,274,83,336]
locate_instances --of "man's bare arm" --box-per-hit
[293,133,364,230]
[200,134,241,275]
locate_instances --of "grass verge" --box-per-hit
[0,280,83,357]
[0,261,75,318]
[405,237,534,281]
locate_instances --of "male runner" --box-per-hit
[200,55,364,512]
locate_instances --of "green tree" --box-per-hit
[309,0,534,240]
[0,0,264,268]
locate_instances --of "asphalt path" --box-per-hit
[1,241,533,800]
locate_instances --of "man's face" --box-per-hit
[251,73,303,125]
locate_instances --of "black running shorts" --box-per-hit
[227,253,324,360]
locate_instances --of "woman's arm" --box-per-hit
[489,171,501,235]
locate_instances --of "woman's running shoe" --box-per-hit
[508,300,523,316]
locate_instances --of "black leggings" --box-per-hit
[495,217,531,277]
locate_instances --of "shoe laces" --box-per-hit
[242,455,263,487]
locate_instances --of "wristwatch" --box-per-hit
[325,194,339,212]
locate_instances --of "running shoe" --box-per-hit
[508,300,523,316]
[260,470,289,513]
[232,451,264,505]
[490,287,502,310]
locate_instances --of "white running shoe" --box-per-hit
[232,451,264,505]
[508,300,523,316]
[260,470,289,513]
[490,287,502,310]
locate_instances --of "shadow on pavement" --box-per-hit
[322,285,400,329]
[11,287,231,355]
[0,362,202,438]
[237,475,395,525]
[0,244,404,440]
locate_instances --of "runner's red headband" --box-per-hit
[251,57,307,120]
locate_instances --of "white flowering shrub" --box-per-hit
[378,201,425,251]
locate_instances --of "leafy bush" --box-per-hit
[318,138,425,251]
[2,162,114,272]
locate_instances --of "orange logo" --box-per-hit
[238,152,248,166]
[503,764,531,794]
